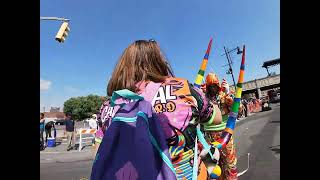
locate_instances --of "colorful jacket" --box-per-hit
[96,77,215,180]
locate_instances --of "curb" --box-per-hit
[40,148,94,154]
[40,157,94,164]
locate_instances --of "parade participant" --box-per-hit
[221,79,230,94]
[202,75,239,180]
[205,73,222,103]
[92,39,223,180]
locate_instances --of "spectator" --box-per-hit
[241,98,248,117]
[87,114,98,130]
[40,113,45,149]
[45,121,55,145]
[65,113,75,151]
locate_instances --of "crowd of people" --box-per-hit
[40,112,76,151]
[40,39,251,179]
[40,113,57,150]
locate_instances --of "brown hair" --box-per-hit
[107,40,174,96]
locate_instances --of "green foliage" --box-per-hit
[63,95,107,121]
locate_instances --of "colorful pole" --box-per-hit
[194,38,213,88]
[212,45,246,149]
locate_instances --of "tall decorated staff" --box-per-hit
[194,38,213,88]
[195,45,246,180]
[212,45,246,149]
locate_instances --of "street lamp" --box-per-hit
[236,47,243,54]
[221,46,243,88]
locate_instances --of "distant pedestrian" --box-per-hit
[65,113,75,151]
[40,113,45,149]
[242,98,248,117]
[87,114,98,130]
[45,121,55,144]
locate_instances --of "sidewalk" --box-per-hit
[40,132,96,163]
[41,123,97,164]
[40,142,95,164]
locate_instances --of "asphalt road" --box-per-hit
[40,104,280,180]
[235,103,280,180]
[41,160,93,180]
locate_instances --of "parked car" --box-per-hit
[261,97,272,111]
[55,119,66,125]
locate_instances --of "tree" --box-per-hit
[63,95,107,121]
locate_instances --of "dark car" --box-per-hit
[55,119,66,125]
[261,97,272,111]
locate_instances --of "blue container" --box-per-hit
[47,138,56,147]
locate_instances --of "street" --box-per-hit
[41,161,93,180]
[40,104,280,180]
[236,103,280,180]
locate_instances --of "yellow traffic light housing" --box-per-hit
[55,22,70,43]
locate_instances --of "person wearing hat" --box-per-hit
[86,114,98,147]
[204,73,221,101]
[87,114,98,130]
[202,73,239,180]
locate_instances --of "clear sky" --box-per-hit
[40,0,280,111]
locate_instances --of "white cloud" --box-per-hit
[40,79,52,91]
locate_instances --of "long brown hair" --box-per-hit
[107,40,174,96]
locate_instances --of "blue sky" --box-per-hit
[40,0,280,111]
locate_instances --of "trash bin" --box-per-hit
[47,137,56,147]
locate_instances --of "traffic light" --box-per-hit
[55,22,70,43]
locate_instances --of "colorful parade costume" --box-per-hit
[198,46,246,180]
[95,77,217,180]
[93,39,221,180]
[200,75,238,180]
[92,39,246,180]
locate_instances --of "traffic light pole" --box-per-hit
[40,16,71,43]
[40,17,70,22]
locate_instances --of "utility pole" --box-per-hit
[223,46,236,88]
[222,46,243,88]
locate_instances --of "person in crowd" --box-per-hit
[45,121,55,145]
[202,73,239,180]
[65,113,75,151]
[40,113,45,149]
[87,114,98,130]
[94,39,225,179]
